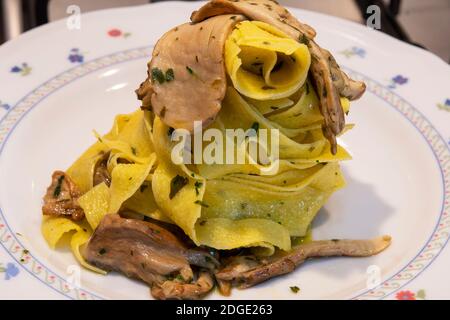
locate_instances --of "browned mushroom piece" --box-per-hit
[137,14,246,132]
[323,48,366,100]
[93,152,111,187]
[42,171,85,221]
[216,236,392,289]
[83,214,219,299]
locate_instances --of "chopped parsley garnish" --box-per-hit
[194,200,209,208]
[53,175,65,198]
[151,67,166,84]
[98,248,107,255]
[194,181,203,196]
[175,274,185,281]
[169,175,189,199]
[131,147,137,156]
[165,68,175,82]
[186,66,194,75]
[290,286,300,294]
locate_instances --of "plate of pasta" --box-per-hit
[0,0,449,300]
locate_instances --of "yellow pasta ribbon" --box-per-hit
[225,21,311,100]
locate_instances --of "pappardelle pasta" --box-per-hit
[41,0,390,300]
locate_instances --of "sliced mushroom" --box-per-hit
[191,0,316,39]
[216,236,392,288]
[83,214,218,299]
[137,14,245,132]
[42,171,84,221]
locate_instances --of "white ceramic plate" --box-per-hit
[0,1,449,300]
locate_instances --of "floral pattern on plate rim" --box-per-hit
[395,289,426,300]
[339,46,366,59]
[388,75,409,89]
[107,28,131,38]
[68,48,84,64]
[0,262,19,280]
[437,99,450,112]
[0,100,11,111]
[10,63,32,76]
[0,48,448,300]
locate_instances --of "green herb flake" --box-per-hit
[290,286,300,294]
[175,274,185,281]
[151,67,166,84]
[194,200,209,208]
[53,175,65,198]
[165,68,175,82]
[99,248,107,255]
[131,147,137,156]
[169,175,189,199]
[251,122,260,132]
[194,181,203,196]
[186,66,194,75]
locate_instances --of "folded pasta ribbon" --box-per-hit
[225,21,311,100]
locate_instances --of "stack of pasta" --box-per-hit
[42,20,353,269]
